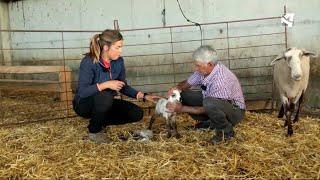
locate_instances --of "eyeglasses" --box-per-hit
[201,85,207,91]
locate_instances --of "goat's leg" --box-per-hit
[286,103,295,136]
[165,118,172,138]
[294,91,304,123]
[284,104,288,127]
[169,116,181,139]
[278,104,284,118]
[148,114,157,130]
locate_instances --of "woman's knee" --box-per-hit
[131,106,144,122]
[136,108,144,121]
[94,91,114,112]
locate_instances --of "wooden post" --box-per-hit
[58,66,72,106]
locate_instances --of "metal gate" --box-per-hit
[0,13,287,126]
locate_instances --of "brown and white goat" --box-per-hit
[148,90,181,138]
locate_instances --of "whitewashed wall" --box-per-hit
[6,0,320,51]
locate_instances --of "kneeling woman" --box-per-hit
[73,29,158,144]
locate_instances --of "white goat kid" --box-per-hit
[270,47,316,136]
[148,90,182,138]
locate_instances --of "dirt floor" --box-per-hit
[0,93,319,179]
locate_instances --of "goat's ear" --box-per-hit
[270,55,284,65]
[302,50,317,58]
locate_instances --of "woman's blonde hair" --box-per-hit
[87,29,123,63]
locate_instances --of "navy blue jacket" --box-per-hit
[73,55,138,103]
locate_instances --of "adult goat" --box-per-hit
[270,47,316,136]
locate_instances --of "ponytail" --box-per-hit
[88,34,101,63]
[86,29,123,63]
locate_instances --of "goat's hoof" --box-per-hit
[166,133,172,138]
[287,130,293,136]
[174,133,182,139]
[278,115,284,118]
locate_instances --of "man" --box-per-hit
[167,45,246,144]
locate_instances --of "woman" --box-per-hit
[73,29,158,144]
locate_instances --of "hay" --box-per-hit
[0,90,73,125]
[0,93,320,179]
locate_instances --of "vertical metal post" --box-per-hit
[61,32,70,119]
[114,20,120,30]
[113,20,123,100]
[226,22,231,69]
[284,5,288,49]
[169,27,176,86]
[271,70,276,110]
[271,6,288,111]
[0,89,3,124]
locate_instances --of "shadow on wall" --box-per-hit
[310,56,320,75]
[306,76,320,109]
[305,56,320,109]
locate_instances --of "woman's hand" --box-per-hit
[98,80,125,91]
[144,94,161,103]
[136,91,144,100]
[137,92,161,103]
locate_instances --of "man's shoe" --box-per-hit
[195,120,212,129]
[186,120,212,130]
[210,130,234,145]
[101,126,109,133]
[88,131,111,144]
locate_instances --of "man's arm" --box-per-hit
[168,80,191,96]
[176,80,191,91]
[167,102,205,115]
[181,105,205,114]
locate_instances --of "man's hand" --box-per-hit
[167,80,191,96]
[166,102,183,113]
[167,87,181,97]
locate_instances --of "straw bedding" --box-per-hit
[0,94,319,179]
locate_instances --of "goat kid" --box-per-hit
[270,47,316,136]
[148,90,182,138]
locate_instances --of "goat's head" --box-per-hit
[270,47,317,81]
[168,89,181,103]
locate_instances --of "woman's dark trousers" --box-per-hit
[73,90,144,133]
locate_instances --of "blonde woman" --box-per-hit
[73,29,158,144]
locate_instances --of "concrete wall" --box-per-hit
[1,0,320,108]
[6,0,320,52]
[0,2,12,65]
